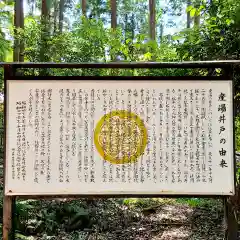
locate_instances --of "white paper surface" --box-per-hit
[5,80,235,195]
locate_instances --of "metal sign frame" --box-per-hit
[1,61,238,239]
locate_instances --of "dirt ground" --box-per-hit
[33,198,226,240]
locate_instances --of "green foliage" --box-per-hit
[0,1,12,62]
[15,15,185,78]
[235,115,240,152]
[235,114,240,184]
[175,198,222,209]
[4,198,92,237]
[123,198,174,209]
[175,0,240,61]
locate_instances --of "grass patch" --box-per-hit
[123,198,175,209]
[175,198,223,209]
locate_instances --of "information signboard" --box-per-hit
[5,79,235,196]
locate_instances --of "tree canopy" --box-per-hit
[0,0,239,66]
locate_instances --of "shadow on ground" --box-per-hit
[17,198,226,240]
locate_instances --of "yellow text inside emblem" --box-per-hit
[94,110,148,164]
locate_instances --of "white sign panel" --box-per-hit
[5,80,234,195]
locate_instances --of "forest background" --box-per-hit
[1,0,240,239]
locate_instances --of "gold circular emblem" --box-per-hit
[94,110,148,164]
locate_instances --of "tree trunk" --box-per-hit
[53,0,58,34]
[187,0,191,28]
[149,0,156,41]
[82,0,86,16]
[40,0,50,74]
[224,196,239,240]
[149,0,156,61]
[194,2,200,27]
[19,0,24,62]
[14,0,24,62]
[131,13,135,41]
[59,0,64,33]
[27,0,35,16]
[110,0,117,63]
[124,13,128,42]
[160,23,163,42]
[111,0,117,30]
[194,15,200,26]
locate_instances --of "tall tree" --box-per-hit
[27,0,36,16]
[117,0,149,42]
[53,0,58,34]
[159,22,164,42]
[111,0,117,30]
[14,0,24,62]
[59,0,64,33]
[87,0,108,22]
[149,0,156,41]
[82,0,87,16]
[187,0,191,28]
[40,0,50,73]
[194,0,200,26]
[110,0,117,66]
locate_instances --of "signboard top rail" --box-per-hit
[1,60,240,68]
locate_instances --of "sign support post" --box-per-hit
[224,197,239,240]
[3,196,13,240]
[223,66,238,240]
[3,65,16,240]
